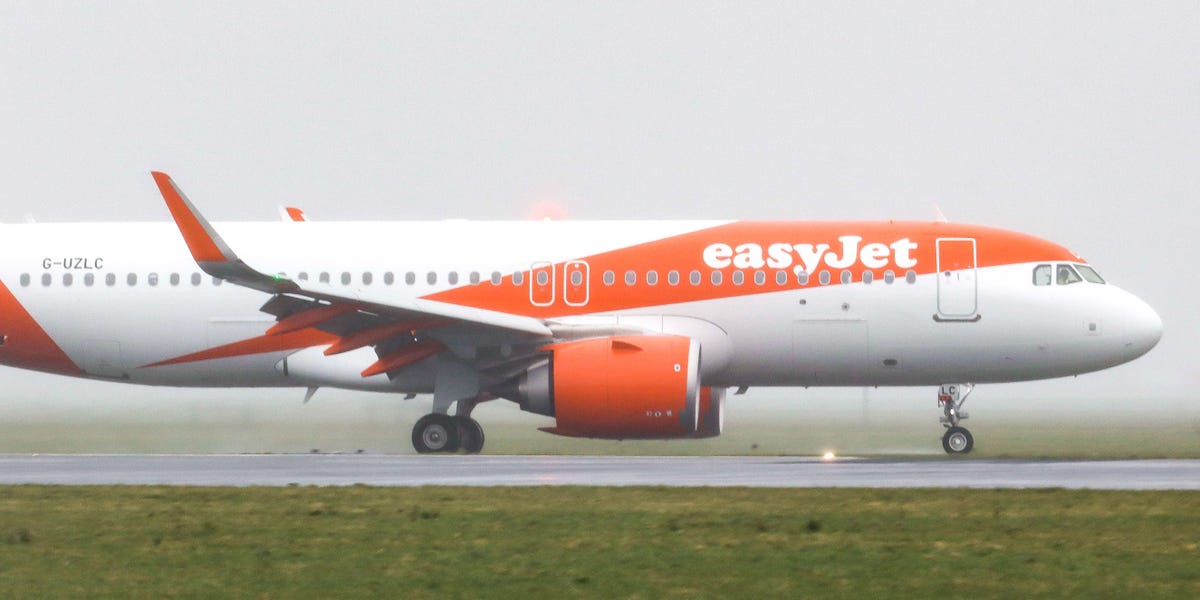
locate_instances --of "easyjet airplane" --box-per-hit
[0,173,1162,454]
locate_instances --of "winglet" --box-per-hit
[278,206,307,222]
[152,171,299,294]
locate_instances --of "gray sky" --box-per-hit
[0,2,1195,427]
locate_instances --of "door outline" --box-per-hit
[529,261,555,307]
[935,237,978,319]
[563,260,590,307]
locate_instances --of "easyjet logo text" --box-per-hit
[702,237,918,273]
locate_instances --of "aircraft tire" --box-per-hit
[456,416,485,454]
[412,414,461,454]
[942,426,974,455]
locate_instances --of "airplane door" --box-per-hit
[935,238,978,320]
[530,261,555,306]
[563,260,589,306]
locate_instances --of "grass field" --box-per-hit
[1,486,1197,598]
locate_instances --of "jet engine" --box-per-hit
[508,335,724,439]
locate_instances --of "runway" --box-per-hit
[0,455,1197,489]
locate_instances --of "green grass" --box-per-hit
[1,486,1197,598]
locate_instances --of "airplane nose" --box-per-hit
[1124,296,1163,359]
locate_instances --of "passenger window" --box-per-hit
[536,270,549,286]
[863,271,874,284]
[775,271,787,285]
[818,271,831,286]
[512,271,524,286]
[448,272,459,285]
[298,272,309,282]
[905,270,917,284]
[689,270,702,285]
[406,272,416,285]
[1032,264,1052,286]
[169,273,180,286]
[570,270,583,286]
[341,272,351,285]
[603,271,615,286]
[19,273,29,287]
[470,271,481,285]
[191,273,201,286]
[108,273,118,286]
[427,272,437,285]
[796,271,809,285]
[667,270,680,286]
[213,277,223,286]
[625,270,637,286]
[319,272,330,284]
[731,271,744,285]
[710,271,723,285]
[490,271,502,285]
[384,272,395,285]
[41,273,51,286]
[127,273,137,286]
[754,271,766,286]
[884,270,895,284]
[1056,264,1082,286]
[1076,265,1105,284]
[646,270,658,286]
[63,273,73,287]
[148,273,158,287]
[362,272,373,285]
[840,270,851,285]
[85,273,95,286]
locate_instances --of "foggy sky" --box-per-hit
[0,2,1195,426]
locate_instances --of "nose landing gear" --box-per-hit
[938,384,974,454]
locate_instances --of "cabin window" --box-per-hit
[905,270,917,284]
[818,271,831,286]
[427,272,437,285]
[512,271,524,286]
[169,273,179,286]
[63,273,73,287]
[603,270,615,286]
[863,271,874,284]
[469,271,481,285]
[108,273,118,286]
[646,270,658,286]
[19,274,29,287]
[775,271,787,285]
[212,277,223,286]
[667,270,680,286]
[405,272,416,285]
[448,271,459,285]
[384,272,395,285]
[1076,265,1105,284]
[624,270,637,286]
[731,270,744,285]
[536,270,549,286]
[127,273,138,286]
[85,273,95,286]
[341,272,351,285]
[884,270,895,284]
[796,271,809,285]
[1056,264,1082,286]
[689,270,702,286]
[298,272,309,282]
[362,272,373,285]
[754,271,766,286]
[1032,264,1051,286]
[490,271,502,285]
[710,271,723,285]
[41,273,51,286]
[840,270,851,285]
[570,270,584,286]
[148,273,158,287]
[319,272,330,284]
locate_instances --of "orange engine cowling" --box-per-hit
[516,335,719,439]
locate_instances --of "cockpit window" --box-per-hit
[1033,264,1052,286]
[1075,264,1106,284]
[1056,264,1082,286]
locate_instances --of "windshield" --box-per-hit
[1075,264,1106,284]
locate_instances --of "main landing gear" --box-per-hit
[411,398,486,454]
[938,383,974,455]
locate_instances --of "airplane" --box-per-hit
[0,172,1162,455]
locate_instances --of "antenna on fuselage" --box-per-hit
[933,204,949,223]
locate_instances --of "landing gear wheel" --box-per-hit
[412,414,461,454]
[942,426,974,455]
[455,416,485,454]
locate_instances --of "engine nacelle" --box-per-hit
[514,334,722,439]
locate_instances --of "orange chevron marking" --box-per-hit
[144,327,337,368]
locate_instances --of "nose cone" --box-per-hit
[1123,294,1163,360]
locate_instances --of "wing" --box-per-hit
[152,171,552,379]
